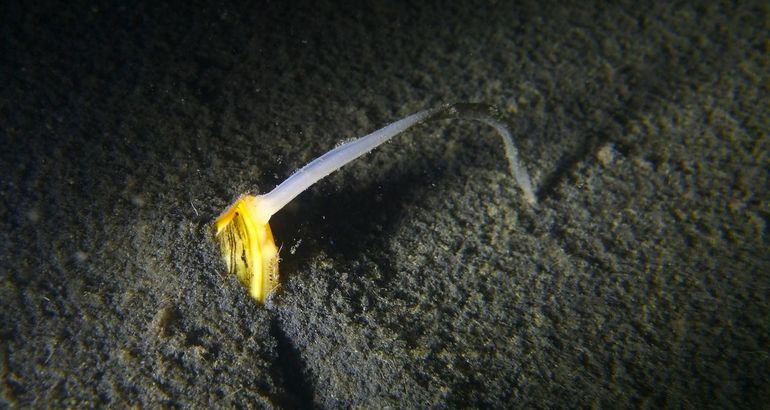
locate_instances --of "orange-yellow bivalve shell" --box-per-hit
[214,195,279,303]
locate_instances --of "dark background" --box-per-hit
[1,0,768,407]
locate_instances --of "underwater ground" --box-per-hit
[1,0,768,407]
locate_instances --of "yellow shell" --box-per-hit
[214,195,279,303]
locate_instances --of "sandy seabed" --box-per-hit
[1,1,768,408]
